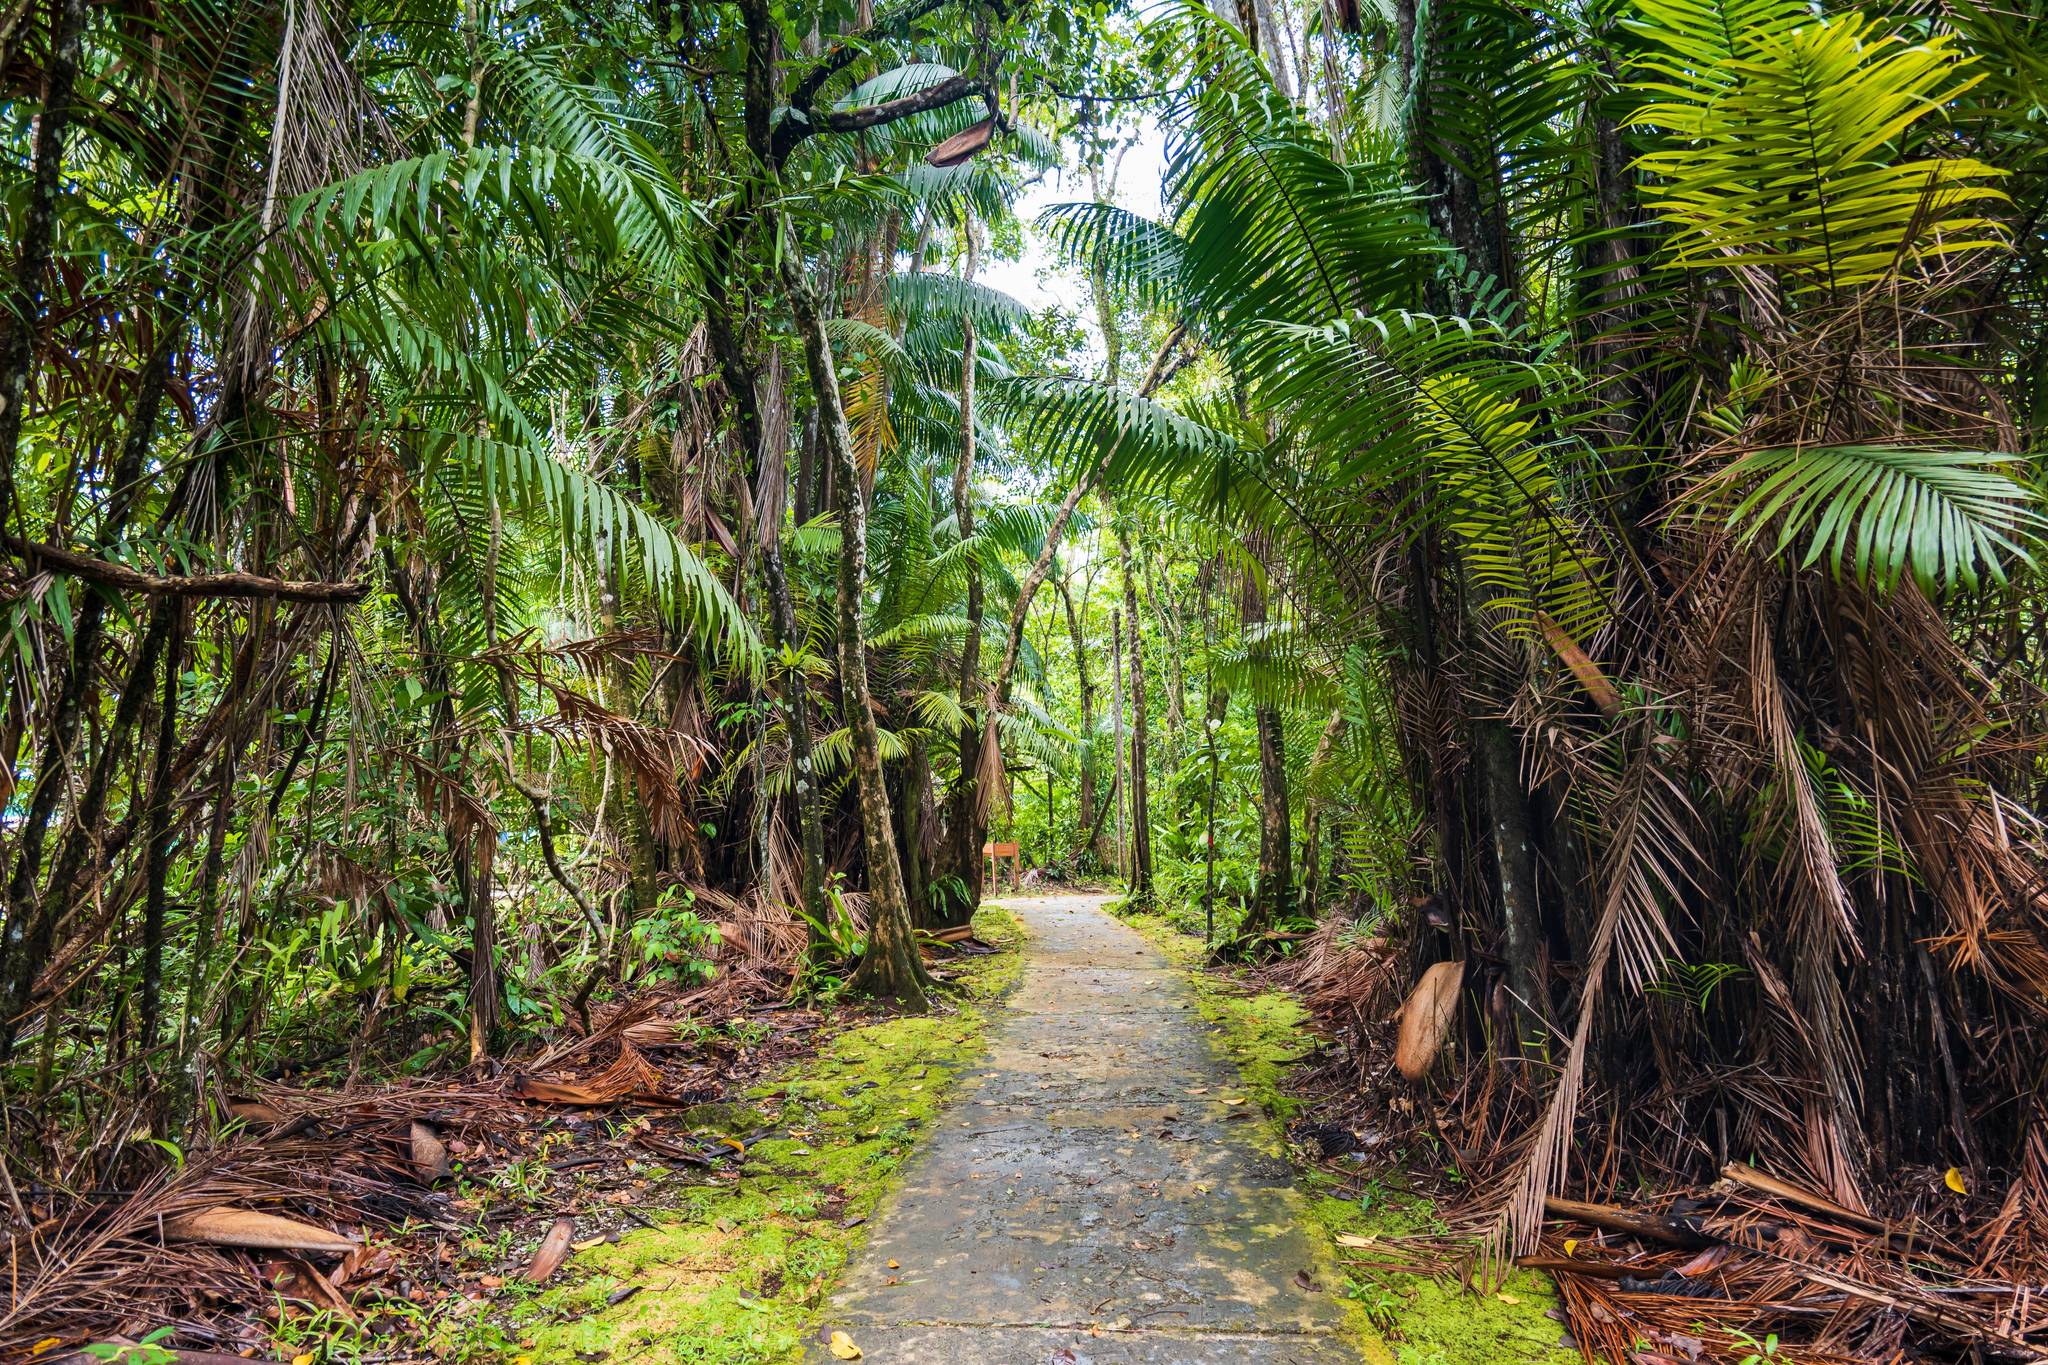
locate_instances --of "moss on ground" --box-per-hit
[494,907,1025,1364]
[1116,904,1577,1365]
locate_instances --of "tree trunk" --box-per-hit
[1248,703,1291,929]
[388,549,501,1055]
[1056,569,1098,867]
[898,733,932,927]
[139,605,187,1052]
[1119,524,1154,904]
[1110,605,1127,880]
[761,502,832,958]
[779,234,928,1010]
[1238,529,1291,939]
[935,234,985,929]
[0,0,88,521]
[1476,714,1544,1038]
[1299,709,1346,918]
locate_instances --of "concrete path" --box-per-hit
[809,893,1362,1364]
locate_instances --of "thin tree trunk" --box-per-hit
[1203,589,1228,945]
[898,734,931,926]
[1247,704,1291,933]
[1476,714,1543,1038]
[1299,709,1345,917]
[0,355,173,1057]
[1110,604,1127,880]
[172,753,238,1129]
[1056,569,1098,866]
[0,0,88,524]
[778,233,928,1010]
[1119,525,1153,904]
[937,230,985,928]
[388,550,500,1055]
[139,605,187,1052]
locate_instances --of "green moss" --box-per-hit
[1303,1184,1577,1365]
[495,907,1025,1364]
[1117,905,1576,1365]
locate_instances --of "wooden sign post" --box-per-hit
[981,840,1020,890]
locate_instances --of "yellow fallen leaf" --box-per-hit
[722,1137,747,1154]
[1945,1166,1969,1195]
[292,1355,315,1365]
[1334,1233,1377,1249]
[1496,1292,1522,1305]
[829,1330,863,1360]
[1563,1238,1578,1256]
[887,1259,900,1269]
[31,1343,59,1358]
[1222,1097,1245,1107]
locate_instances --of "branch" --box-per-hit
[7,538,369,604]
[788,0,959,111]
[820,71,985,133]
[775,66,993,165]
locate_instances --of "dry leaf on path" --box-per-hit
[828,1329,863,1359]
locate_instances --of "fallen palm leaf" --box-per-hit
[226,1099,286,1126]
[1394,961,1464,1081]
[512,1041,667,1105]
[160,1207,358,1254]
[524,1216,576,1283]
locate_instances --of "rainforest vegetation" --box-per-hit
[4,0,2048,1356]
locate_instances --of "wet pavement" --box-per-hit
[808,893,1362,1364]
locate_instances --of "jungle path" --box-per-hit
[809,892,1362,1364]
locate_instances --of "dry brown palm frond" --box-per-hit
[1494,726,1704,1263]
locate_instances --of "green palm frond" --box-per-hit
[907,688,971,735]
[890,271,1033,337]
[1419,372,1612,643]
[996,701,1076,775]
[1695,444,2044,593]
[1154,4,1441,335]
[1629,11,2006,291]
[988,375,1242,494]
[812,724,911,777]
[868,612,974,652]
[430,431,760,669]
[1210,622,1343,712]
[1625,0,1810,86]
[1037,202,1189,309]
